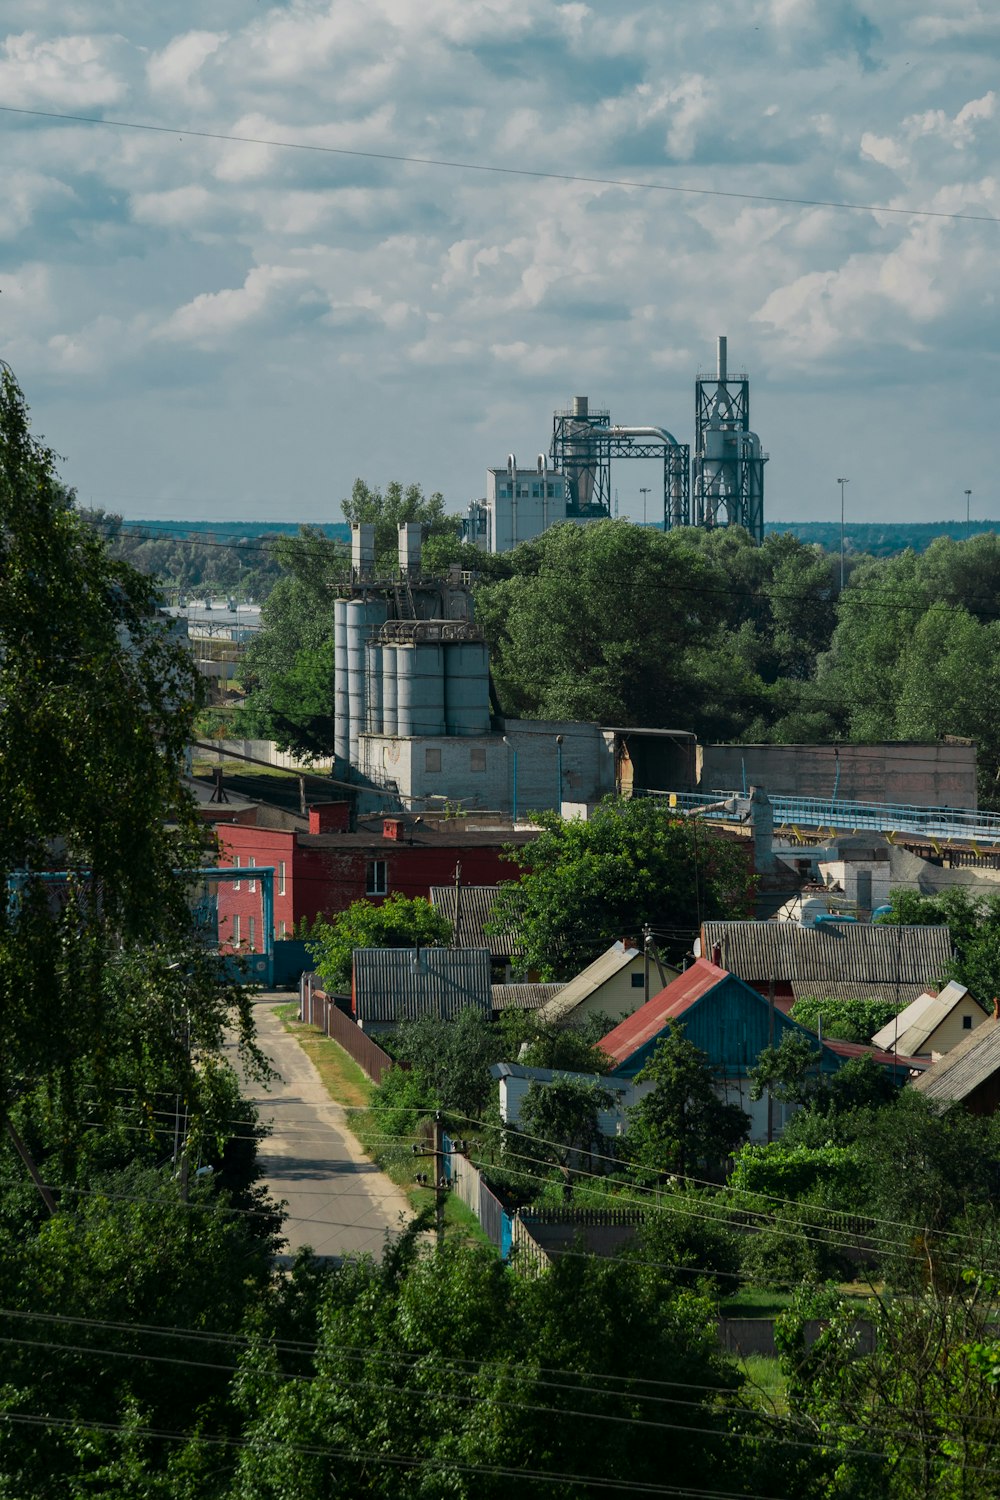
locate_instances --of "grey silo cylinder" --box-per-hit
[366,640,383,734]
[396,642,445,737]
[382,645,398,736]
[444,642,491,736]
[346,599,388,768]
[333,598,350,770]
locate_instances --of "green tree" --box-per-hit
[627,1025,750,1180]
[472,519,733,726]
[236,527,347,757]
[748,1030,825,1109]
[0,362,261,1167]
[777,1271,1000,1499]
[518,1077,617,1172]
[307,894,452,991]
[790,994,901,1043]
[341,478,458,572]
[490,796,753,980]
[877,887,1000,1004]
[388,1007,500,1119]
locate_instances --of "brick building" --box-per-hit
[214,802,535,951]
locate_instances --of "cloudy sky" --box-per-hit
[1,1,998,528]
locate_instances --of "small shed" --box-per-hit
[351,946,491,1032]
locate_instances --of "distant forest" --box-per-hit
[765,519,997,557]
[82,507,997,600]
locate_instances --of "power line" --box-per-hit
[3,102,999,226]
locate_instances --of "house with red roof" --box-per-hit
[599,957,926,1143]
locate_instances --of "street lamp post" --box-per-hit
[639,487,651,526]
[837,478,849,591]
[965,489,972,541]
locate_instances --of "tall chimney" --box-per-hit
[398,522,422,577]
[351,523,375,579]
[717,336,728,382]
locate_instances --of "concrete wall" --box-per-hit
[699,742,977,810]
[358,718,615,816]
[205,738,334,774]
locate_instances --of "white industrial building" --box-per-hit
[463,457,569,553]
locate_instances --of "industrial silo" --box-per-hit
[444,642,491,736]
[345,598,387,768]
[366,639,383,734]
[382,645,398,736]
[333,598,350,771]
[396,641,445,738]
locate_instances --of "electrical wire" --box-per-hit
[4,102,998,226]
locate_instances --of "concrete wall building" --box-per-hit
[698,742,977,810]
[356,717,615,817]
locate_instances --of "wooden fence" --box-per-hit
[299,974,396,1084]
[445,1142,512,1258]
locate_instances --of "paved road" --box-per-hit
[238,992,414,1262]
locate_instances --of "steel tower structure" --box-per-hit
[692,336,767,543]
[550,395,691,529]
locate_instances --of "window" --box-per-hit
[631,972,645,988]
[248,856,256,894]
[963,1014,974,1030]
[366,860,388,896]
[531,483,541,498]
[425,747,442,773]
[248,915,256,950]
[517,485,529,498]
[278,861,286,896]
[233,859,241,892]
[470,747,486,773]
[232,913,241,945]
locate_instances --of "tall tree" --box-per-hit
[490,797,753,979]
[0,362,261,1181]
[235,527,347,757]
[341,478,458,572]
[627,1025,749,1179]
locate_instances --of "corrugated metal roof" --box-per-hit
[429,884,521,956]
[911,1019,1000,1105]
[599,958,728,1066]
[491,983,565,1012]
[702,921,952,990]
[870,980,974,1055]
[352,946,491,1025]
[534,942,648,1027]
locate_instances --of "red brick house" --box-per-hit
[214,802,534,949]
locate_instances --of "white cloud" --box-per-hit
[146,30,227,106]
[0,30,125,107]
[153,265,314,347]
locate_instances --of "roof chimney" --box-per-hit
[309,801,351,834]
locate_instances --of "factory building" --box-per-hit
[463,337,767,554]
[334,522,614,816]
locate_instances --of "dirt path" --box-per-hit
[239,993,413,1262]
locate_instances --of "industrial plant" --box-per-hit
[334,523,614,814]
[463,335,768,551]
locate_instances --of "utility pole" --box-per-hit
[452,861,462,948]
[767,975,775,1145]
[837,477,849,591]
[413,1110,448,1249]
